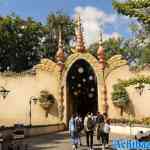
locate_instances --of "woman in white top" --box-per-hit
[102,119,111,149]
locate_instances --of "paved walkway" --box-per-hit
[26,131,131,150]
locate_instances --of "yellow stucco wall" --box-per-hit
[107,65,150,119]
[0,57,150,126]
[0,71,60,126]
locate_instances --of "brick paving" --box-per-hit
[26,131,132,150]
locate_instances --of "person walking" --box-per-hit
[96,112,105,145]
[84,112,94,150]
[69,114,78,150]
[102,118,111,150]
[75,114,83,146]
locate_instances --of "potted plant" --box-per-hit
[112,85,129,116]
[39,90,55,110]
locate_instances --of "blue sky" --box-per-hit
[0,0,132,45]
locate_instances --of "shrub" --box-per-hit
[39,90,55,104]
[112,85,129,116]
[142,117,150,126]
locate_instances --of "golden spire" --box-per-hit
[56,31,65,62]
[99,31,103,46]
[97,31,105,69]
[75,15,86,53]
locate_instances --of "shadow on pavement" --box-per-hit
[26,131,69,150]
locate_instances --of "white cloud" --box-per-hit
[74,6,130,46]
[104,32,122,40]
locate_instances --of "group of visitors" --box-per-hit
[69,112,111,150]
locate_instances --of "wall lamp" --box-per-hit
[0,86,10,99]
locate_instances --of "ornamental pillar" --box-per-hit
[97,32,108,116]
[55,31,65,120]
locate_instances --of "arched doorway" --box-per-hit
[66,59,98,120]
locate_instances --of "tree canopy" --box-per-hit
[112,0,150,67]
[112,0,150,25]
[0,12,75,72]
[88,37,137,65]
[0,15,44,72]
[42,12,75,60]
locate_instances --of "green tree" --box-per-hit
[112,0,150,25]
[88,38,131,61]
[88,42,99,58]
[112,85,129,116]
[42,12,75,60]
[102,38,124,60]
[89,38,124,60]
[113,0,150,67]
[0,14,45,72]
[0,12,75,72]
[140,44,150,65]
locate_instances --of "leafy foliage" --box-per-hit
[39,90,55,104]
[88,37,138,65]
[0,15,44,72]
[112,0,150,24]
[116,75,150,87]
[43,12,75,60]
[88,38,125,60]
[0,12,75,72]
[38,90,55,117]
[140,45,150,64]
[112,0,150,67]
[112,84,129,116]
[112,85,129,108]
[112,75,150,115]
[142,117,150,126]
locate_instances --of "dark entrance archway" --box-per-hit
[67,59,98,119]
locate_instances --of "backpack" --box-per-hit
[96,115,104,124]
[87,117,94,130]
[76,118,83,132]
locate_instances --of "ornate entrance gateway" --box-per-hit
[56,16,105,125]
[34,15,128,126]
[67,59,98,118]
[63,52,103,124]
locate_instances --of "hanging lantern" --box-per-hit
[82,78,86,82]
[77,83,82,88]
[78,67,84,74]
[88,93,94,98]
[89,75,93,80]
[73,91,78,96]
[71,76,75,79]
[91,88,95,92]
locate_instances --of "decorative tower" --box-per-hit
[75,15,86,53]
[55,31,65,120]
[97,32,108,117]
[97,32,105,70]
[56,31,65,72]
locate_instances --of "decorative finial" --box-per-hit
[99,31,103,46]
[58,31,63,50]
[97,31,105,69]
[75,15,86,53]
[56,30,65,63]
